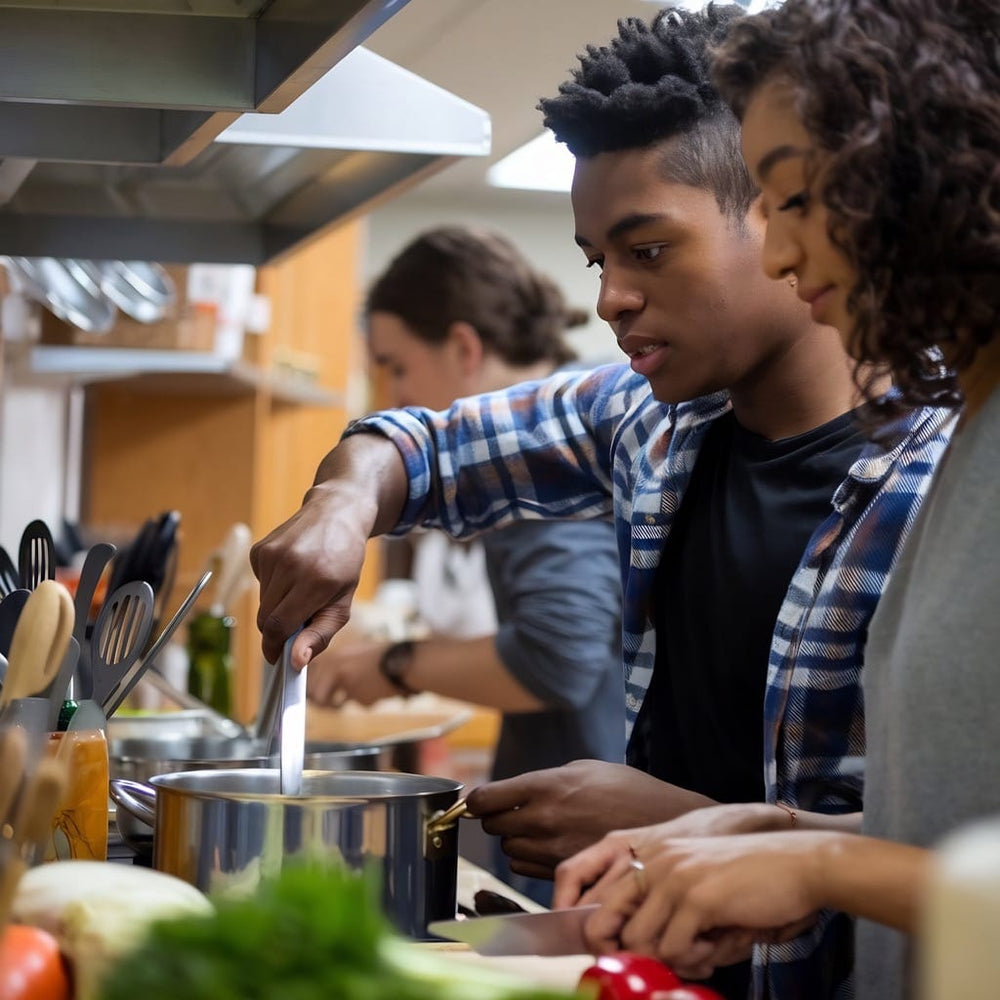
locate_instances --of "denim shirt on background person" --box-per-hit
[345,362,954,999]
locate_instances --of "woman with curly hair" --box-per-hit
[553,1,999,996]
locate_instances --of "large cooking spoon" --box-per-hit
[0,580,75,707]
[18,519,56,591]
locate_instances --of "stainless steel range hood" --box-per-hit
[0,0,421,167]
[0,3,491,265]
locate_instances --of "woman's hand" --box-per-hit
[579,832,835,977]
[553,802,796,909]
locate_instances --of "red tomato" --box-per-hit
[0,924,71,1000]
[578,952,683,999]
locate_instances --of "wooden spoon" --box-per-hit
[0,580,75,708]
[0,755,67,926]
[0,726,28,828]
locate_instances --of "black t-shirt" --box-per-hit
[632,409,866,800]
[631,410,865,1000]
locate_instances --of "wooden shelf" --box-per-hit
[13,345,342,406]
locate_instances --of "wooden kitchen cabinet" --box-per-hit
[84,220,381,721]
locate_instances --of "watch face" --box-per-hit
[381,641,416,693]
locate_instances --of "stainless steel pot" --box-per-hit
[110,738,385,851]
[110,736,385,784]
[111,769,463,937]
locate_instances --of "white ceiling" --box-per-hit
[365,0,665,200]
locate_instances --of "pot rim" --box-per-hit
[111,744,381,768]
[149,768,464,803]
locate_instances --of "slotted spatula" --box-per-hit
[18,520,56,591]
[89,580,154,711]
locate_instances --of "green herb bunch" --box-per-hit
[99,865,576,1000]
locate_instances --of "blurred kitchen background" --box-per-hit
[0,0,705,790]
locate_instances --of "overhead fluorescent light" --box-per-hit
[486,131,575,193]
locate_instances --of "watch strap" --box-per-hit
[379,640,418,696]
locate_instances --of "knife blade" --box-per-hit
[279,628,305,796]
[427,905,599,956]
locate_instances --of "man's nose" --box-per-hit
[595,267,643,324]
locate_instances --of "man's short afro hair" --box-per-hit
[540,4,746,157]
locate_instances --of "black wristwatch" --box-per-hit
[379,640,418,696]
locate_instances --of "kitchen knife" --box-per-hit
[428,905,599,956]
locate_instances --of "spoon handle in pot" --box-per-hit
[279,630,305,797]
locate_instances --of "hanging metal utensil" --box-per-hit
[18,520,56,591]
[3,257,116,334]
[88,581,154,711]
[100,261,175,323]
[278,630,305,797]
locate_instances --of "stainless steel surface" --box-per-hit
[114,769,463,935]
[3,258,115,333]
[256,657,283,746]
[104,569,214,719]
[428,906,599,956]
[139,668,247,740]
[107,708,224,740]
[0,1,414,164]
[279,632,305,796]
[99,261,175,323]
[0,49,490,264]
[109,738,382,846]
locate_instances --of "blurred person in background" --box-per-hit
[307,226,625,905]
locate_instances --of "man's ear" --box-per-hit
[445,320,485,376]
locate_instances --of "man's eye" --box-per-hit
[777,191,810,213]
[633,245,668,262]
[585,257,604,272]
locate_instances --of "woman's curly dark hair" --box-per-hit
[366,226,584,367]
[712,0,1000,411]
[539,4,757,221]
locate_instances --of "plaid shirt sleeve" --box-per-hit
[342,363,645,537]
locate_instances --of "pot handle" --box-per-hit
[109,778,158,827]
[425,795,469,854]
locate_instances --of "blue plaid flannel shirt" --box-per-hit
[346,363,954,1000]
